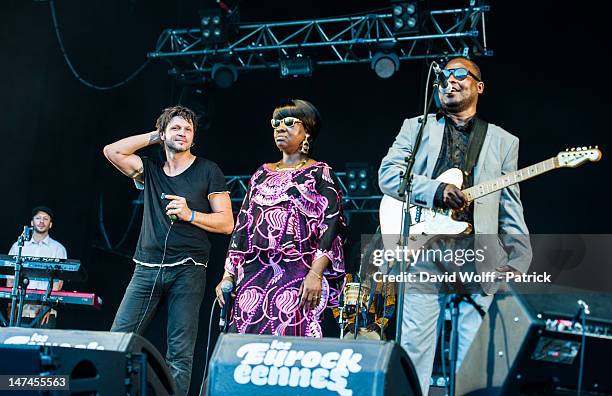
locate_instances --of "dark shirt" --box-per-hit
[134,156,228,266]
[432,114,477,224]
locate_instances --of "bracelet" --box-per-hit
[189,210,195,223]
[309,270,323,280]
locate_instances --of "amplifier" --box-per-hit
[0,328,176,395]
[205,334,422,396]
[456,289,612,395]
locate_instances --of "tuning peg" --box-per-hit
[596,145,599,149]
[581,146,587,150]
[565,148,569,151]
[571,148,576,151]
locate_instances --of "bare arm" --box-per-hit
[193,193,235,234]
[164,193,235,235]
[102,131,160,182]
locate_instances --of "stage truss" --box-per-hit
[148,2,491,79]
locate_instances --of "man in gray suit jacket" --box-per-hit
[378,57,532,395]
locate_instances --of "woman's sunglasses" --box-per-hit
[442,67,481,82]
[271,117,303,129]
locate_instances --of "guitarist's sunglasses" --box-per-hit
[442,67,482,82]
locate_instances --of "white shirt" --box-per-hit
[9,235,67,261]
[8,235,67,317]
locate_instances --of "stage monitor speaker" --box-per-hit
[205,333,422,396]
[456,289,612,396]
[0,328,176,395]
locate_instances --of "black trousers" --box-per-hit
[111,264,207,396]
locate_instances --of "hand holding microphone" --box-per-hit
[161,193,193,223]
[216,276,235,332]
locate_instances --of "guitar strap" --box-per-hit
[463,117,489,177]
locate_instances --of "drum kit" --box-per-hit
[338,281,382,340]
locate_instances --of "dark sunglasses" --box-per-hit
[442,67,481,82]
[271,117,303,129]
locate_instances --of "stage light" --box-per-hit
[279,55,313,78]
[391,1,420,35]
[199,8,227,46]
[345,163,377,196]
[371,52,399,79]
[212,63,237,88]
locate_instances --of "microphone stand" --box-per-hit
[9,226,32,327]
[28,271,58,328]
[448,294,485,395]
[394,80,440,344]
[337,294,346,338]
[576,299,590,396]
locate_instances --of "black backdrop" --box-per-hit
[2,1,611,394]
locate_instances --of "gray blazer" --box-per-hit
[378,114,532,276]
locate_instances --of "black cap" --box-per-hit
[31,206,54,221]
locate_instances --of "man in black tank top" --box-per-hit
[103,105,234,395]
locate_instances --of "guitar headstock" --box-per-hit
[557,146,602,168]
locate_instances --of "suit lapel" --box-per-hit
[426,116,445,177]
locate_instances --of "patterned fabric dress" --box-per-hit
[224,161,346,337]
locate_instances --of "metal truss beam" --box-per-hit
[226,173,382,215]
[132,173,381,215]
[148,3,491,77]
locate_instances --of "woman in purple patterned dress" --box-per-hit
[215,99,346,337]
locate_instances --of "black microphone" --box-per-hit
[160,193,178,222]
[432,61,452,94]
[219,279,234,332]
[22,226,33,242]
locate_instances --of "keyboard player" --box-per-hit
[4,206,67,328]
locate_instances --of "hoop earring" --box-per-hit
[300,136,310,155]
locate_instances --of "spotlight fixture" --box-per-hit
[211,63,238,88]
[345,162,376,196]
[371,52,400,79]
[279,55,314,78]
[199,8,227,46]
[391,1,420,35]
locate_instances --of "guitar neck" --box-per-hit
[463,157,559,201]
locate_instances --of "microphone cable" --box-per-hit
[199,297,222,396]
[134,220,173,334]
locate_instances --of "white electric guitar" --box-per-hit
[379,147,602,246]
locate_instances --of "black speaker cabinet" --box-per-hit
[206,333,422,396]
[456,289,612,395]
[0,328,176,395]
